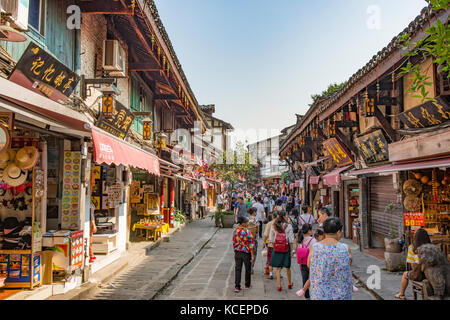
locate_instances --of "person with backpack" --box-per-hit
[294,223,316,299]
[269,211,295,291]
[289,208,300,235]
[299,206,315,228]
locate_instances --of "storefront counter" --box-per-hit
[92,234,117,255]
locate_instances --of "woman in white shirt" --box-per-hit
[269,211,295,291]
[299,206,315,228]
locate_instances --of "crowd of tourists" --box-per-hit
[230,190,357,300]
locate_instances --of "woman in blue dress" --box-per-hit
[308,217,353,300]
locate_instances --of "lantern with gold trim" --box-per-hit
[157,132,167,149]
[362,90,375,117]
[151,34,155,50]
[142,117,153,141]
[101,94,114,119]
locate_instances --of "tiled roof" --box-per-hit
[318,5,438,113]
[280,4,443,153]
[144,0,200,107]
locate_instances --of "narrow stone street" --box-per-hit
[85,218,375,300]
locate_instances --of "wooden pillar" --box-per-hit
[169,178,174,227]
[359,177,370,249]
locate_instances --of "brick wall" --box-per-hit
[80,14,129,111]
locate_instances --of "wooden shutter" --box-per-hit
[369,175,403,236]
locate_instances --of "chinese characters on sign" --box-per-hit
[9,43,80,104]
[354,129,389,164]
[96,100,135,140]
[323,138,353,167]
[403,212,425,227]
[398,97,450,128]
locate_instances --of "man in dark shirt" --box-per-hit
[235,197,248,218]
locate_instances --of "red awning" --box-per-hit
[323,165,353,186]
[309,176,320,184]
[351,156,450,176]
[91,128,160,176]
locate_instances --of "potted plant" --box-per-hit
[219,211,235,228]
[174,209,186,228]
[384,203,402,253]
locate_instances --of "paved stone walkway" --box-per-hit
[86,218,374,300]
[342,239,413,300]
[87,218,218,300]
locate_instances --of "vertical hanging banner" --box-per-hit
[61,152,81,230]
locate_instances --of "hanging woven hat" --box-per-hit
[403,195,421,212]
[15,146,39,170]
[3,163,27,187]
[0,152,9,170]
[403,179,422,196]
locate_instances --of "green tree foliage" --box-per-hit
[399,0,449,103]
[211,141,258,184]
[309,82,347,106]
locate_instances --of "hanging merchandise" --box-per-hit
[61,152,81,230]
[0,124,43,289]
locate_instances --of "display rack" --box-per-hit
[0,167,42,289]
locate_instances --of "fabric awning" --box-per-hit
[304,157,329,167]
[323,165,353,186]
[309,176,320,184]
[91,127,160,176]
[350,156,450,176]
[174,174,193,182]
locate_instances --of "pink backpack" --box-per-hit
[296,238,313,265]
[273,225,289,253]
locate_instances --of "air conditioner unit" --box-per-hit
[103,40,127,77]
[0,0,29,30]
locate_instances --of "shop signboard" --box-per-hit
[323,138,353,167]
[61,152,81,230]
[398,97,450,128]
[96,100,135,140]
[403,212,425,227]
[9,43,80,104]
[354,129,389,164]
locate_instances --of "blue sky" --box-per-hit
[154,0,427,144]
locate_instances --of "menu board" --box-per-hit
[70,231,84,272]
[102,182,123,209]
[62,152,81,230]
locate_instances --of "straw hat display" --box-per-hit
[2,163,27,187]
[403,179,422,196]
[403,195,422,212]
[15,146,39,170]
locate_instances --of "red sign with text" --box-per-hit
[403,212,425,227]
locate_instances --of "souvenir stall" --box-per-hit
[130,169,167,242]
[402,167,450,260]
[0,117,43,289]
[90,164,124,255]
[40,135,86,285]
